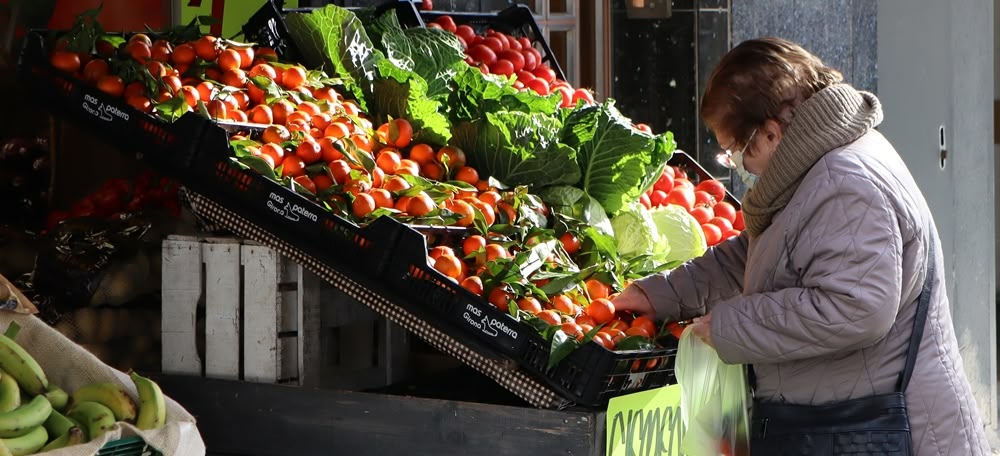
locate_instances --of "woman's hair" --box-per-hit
[701,37,844,144]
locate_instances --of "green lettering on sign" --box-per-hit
[606,384,684,456]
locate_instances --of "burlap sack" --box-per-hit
[0,285,205,455]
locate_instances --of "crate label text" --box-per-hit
[82,94,130,123]
[463,303,519,340]
[266,192,299,222]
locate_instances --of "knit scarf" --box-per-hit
[741,84,883,237]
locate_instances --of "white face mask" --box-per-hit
[718,129,759,188]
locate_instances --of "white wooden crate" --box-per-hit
[161,235,408,388]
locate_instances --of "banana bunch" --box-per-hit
[0,322,167,455]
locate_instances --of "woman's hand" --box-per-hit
[688,313,714,348]
[610,284,656,319]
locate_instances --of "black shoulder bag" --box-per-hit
[748,236,934,455]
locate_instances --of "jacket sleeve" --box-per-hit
[711,171,904,365]
[630,232,748,322]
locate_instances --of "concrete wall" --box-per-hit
[878,0,996,428]
[729,0,875,198]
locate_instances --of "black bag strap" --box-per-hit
[896,232,935,393]
[748,230,937,395]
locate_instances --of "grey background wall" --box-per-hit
[878,0,996,428]
[727,0,876,197]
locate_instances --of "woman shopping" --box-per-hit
[612,37,992,455]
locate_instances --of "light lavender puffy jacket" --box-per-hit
[630,130,992,455]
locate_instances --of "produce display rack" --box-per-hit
[420,4,568,81]
[17,31,206,178]
[183,189,572,409]
[18,4,687,411]
[185,118,680,407]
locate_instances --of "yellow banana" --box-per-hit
[43,409,75,439]
[42,385,67,412]
[69,382,136,422]
[0,334,47,396]
[0,395,52,438]
[40,426,84,452]
[0,372,19,413]
[130,371,166,430]
[0,425,46,456]
[66,401,115,441]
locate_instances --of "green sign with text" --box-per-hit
[606,384,684,456]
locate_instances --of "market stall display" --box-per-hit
[16,0,742,413]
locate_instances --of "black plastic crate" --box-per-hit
[16,31,209,175]
[242,0,426,62]
[420,4,567,81]
[382,224,678,407]
[188,124,405,277]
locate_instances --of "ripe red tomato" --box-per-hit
[673,178,694,190]
[702,223,723,246]
[689,206,714,225]
[468,44,497,65]
[639,193,652,209]
[572,88,596,105]
[524,78,550,95]
[694,190,717,208]
[532,65,557,83]
[455,25,476,43]
[555,86,575,108]
[649,189,668,207]
[708,216,734,233]
[481,36,504,53]
[433,16,457,33]
[420,0,433,10]
[733,210,745,230]
[713,201,737,223]
[498,49,525,72]
[696,179,727,203]
[489,59,515,76]
[653,171,674,193]
[521,49,538,71]
[666,187,695,211]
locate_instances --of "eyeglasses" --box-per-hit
[715,129,757,169]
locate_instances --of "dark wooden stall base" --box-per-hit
[153,373,607,456]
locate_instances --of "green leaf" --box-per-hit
[285,4,383,112]
[364,10,466,99]
[458,111,580,189]
[538,186,613,236]
[548,330,580,369]
[561,101,676,215]
[249,76,285,104]
[152,96,189,123]
[233,156,277,178]
[369,60,452,146]
[446,65,562,124]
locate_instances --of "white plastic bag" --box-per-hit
[675,326,750,456]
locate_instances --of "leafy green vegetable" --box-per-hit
[285,5,382,111]
[610,204,669,262]
[379,27,467,98]
[369,60,452,145]
[451,111,580,188]
[561,101,676,215]
[538,186,613,236]
[446,65,561,124]
[650,204,708,268]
